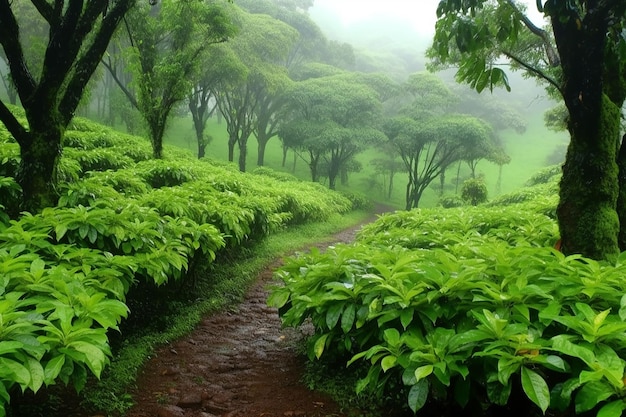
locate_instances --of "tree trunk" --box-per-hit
[388,170,395,199]
[328,158,339,190]
[228,135,236,162]
[17,129,62,212]
[148,117,166,159]
[557,96,620,260]
[238,139,247,172]
[281,144,288,167]
[257,136,268,167]
[552,12,620,261]
[198,141,206,159]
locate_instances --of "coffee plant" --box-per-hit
[0,112,355,416]
[271,191,626,417]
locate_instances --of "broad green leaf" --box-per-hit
[575,381,614,413]
[408,379,429,413]
[0,341,23,356]
[521,366,550,413]
[341,303,356,333]
[43,355,66,385]
[414,364,434,382]
[551,336,595,367]
[313,334,329,359]
[383,328,401,347]
[0,357,31,389]
[381,355,397,372]
[400,308,413,329]
[24,356,44,392]
[325,303,343,329]
[597,400,626,417]
[68,341,108,377]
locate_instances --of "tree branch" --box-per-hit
[100,57,139,110]
[0,0,36,100]
[30,0,56,25]
[501,49,564,97]
[60,0,136,125]
[504,0,560,67]
[0,99,29,147]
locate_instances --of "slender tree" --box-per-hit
[106,0,235,159]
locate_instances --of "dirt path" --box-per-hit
[125,208,388,417]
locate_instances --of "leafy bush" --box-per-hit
[461,178,488,205]
[252,166,300,182]
[0,143,19,178]
[64,148,134,172]
[525,165,562,187]
[439,194,465,208]
[270,202,626,416]
[0,111,361,415]
[0,176,21,222]
[134,159,199,188]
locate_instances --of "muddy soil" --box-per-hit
[124,209,388,417]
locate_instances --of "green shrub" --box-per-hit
[273,204,626,416]
[134,159,198,188]
[0,143,19,178]
[461,177,488,206]
[251,166,300,182]
[438,194,465,208]
[525,165,562,186]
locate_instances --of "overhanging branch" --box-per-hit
[501,49,564,97]
[503,0,560,67]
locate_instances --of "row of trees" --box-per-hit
[3,0,624,261]
[0,0,513,212]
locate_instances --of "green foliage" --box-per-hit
[461,177,488,205]
[438,194,465,208]
[0,113,357,415]
[270,196,626,416]
[525,165,562,187]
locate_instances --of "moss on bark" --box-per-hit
[557,95,621,261]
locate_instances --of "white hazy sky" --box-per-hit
[312,0,547,36]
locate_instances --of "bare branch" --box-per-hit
[0,99,29,147]
[0,0,36,100]
[504,0,560,67]
[501,49,563,97]
[30,0,56,24]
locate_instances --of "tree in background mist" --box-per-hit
[431,0,626,261]
[0,0,144,212]
[280,73,385,189]
[106,0,235,159]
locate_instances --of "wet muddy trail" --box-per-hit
[124,210,386,417]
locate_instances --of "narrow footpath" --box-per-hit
[125,208,388,417]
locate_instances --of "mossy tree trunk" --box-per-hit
[552,10,622,261]
[16,124,63,212]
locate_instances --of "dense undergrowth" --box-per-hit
[271,169,626,417]
[0,108,368,416]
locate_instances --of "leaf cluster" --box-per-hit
[0,114,355,414]
[271,185,626,416]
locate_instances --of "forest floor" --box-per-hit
[119,206,390,417]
